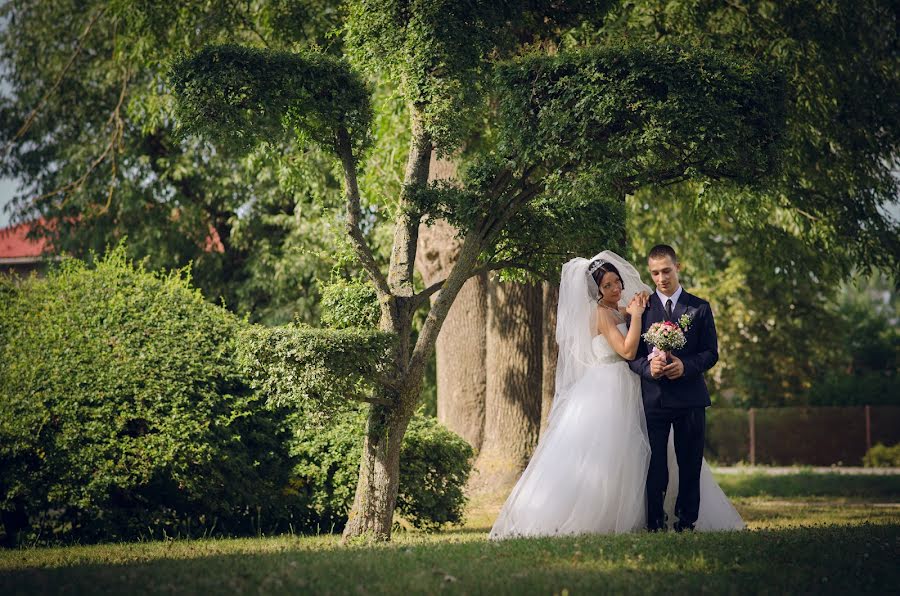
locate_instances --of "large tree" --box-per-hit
[166,7,783,542]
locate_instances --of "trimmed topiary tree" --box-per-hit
[162,3,785,541]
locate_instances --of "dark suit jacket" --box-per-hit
[627,290,718,411]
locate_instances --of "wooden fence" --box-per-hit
[704,406,900,466]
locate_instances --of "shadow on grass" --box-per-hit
[715,473,900,499]
[2,524,897,595]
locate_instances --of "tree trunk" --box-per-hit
[471,279,543,495]
[540,281,560,439]
[341,401,411,542]
[415,154,487,450]
[436,269,487,449]
[342,225,484,543]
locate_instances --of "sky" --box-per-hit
[0,177,18,228]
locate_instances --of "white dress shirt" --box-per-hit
[656,285,683,318]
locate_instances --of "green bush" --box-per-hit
[319,277,380,330]
[0,248,295,545]
[288,406,473,533]
[807,371,898,406]
[237,322,393,423]
[0,248,471,544]
[863,443,900,467]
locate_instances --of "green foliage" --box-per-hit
[320,277,381,329]
[170,44,372,156]
[493,43,785,193]
[0,246,295,544]
[344,0,614,152]
[807,372,897,407]
[289,406,473,533]
[0,0,353,321]
[396,413,474,531]
[863,443,900,468]
[236,323,394,422]
[609,0,900,274]
[488,191,626,281]
[0,248,473,544]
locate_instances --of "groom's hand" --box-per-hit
[650,356,667,379]
[663,356,685,380]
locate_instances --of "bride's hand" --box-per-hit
[626,295,645,317]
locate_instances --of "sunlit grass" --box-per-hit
[1,472,898,595]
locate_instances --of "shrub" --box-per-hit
[0,248,295,545]
[0,247,472,544]
[807,371,899,406]
[863,443,900,467]
[397,413,474,531]
[237,322,393,424]
[319,277,380,329]
[288,406,473,533]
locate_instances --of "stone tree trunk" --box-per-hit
[471,279,544,495]
[415,154,487,451]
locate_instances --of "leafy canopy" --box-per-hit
[170,44,373,157]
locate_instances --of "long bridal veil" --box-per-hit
[553,250,651,413]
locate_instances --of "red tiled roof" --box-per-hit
[205,227,224,253]
[0,219,49,259]
[0,217,224,260]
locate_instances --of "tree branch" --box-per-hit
[353,394,394,406]
[410,257,528,311]
[335,127,391,297]
[387,112,432,296]
[2,7,107,159]
[479,181,543,245]
[406,230,482,389]
[29,68,130,211]
[476,165,541,241]
[225,0,271,48]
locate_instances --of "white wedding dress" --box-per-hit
[489,252,745,540]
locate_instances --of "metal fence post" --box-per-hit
[749,407,756,466]
[865,404,872,451]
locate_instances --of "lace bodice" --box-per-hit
[591,323,628,364]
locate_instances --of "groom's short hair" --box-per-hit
[648,244,678,263]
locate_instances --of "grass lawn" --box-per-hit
[1,471,898,595]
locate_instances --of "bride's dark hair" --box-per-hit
[589,261,624,302]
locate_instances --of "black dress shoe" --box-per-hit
[647,519,667,532]
[673,522,695,533]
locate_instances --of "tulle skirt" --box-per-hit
[489,361,744,539]
[489,360,650,539]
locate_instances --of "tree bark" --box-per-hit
[415,153,487,450]
[472,279,543,494]
[341,402,411,541]
[435,271,487,449]
[540,281,560,439]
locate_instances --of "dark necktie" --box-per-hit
[665,298,673,321]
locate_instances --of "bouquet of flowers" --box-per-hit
[643,320,687,361]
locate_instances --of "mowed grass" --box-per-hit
[1,472,898,595]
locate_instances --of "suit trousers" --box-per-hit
[645,406,706,529]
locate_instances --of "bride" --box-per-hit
[489,251,744,539]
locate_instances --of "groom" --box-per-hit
[628,245,718,532]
